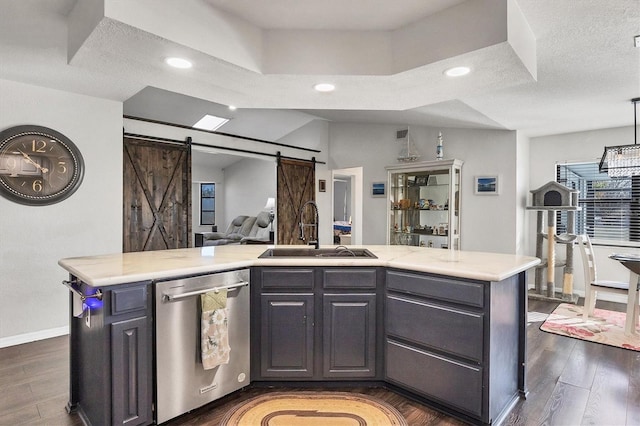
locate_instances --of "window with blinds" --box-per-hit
[556,162,639,245]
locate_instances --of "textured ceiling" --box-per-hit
[204,0,467,30]
[1,0,639,143]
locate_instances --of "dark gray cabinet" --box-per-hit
[253,268,316,379]
[252,267,381,381]
[322,293,376,378]
[111,317,152,426]
[322,267,378,378]
[385,268,525,425]
[68,278,152,426]
[260,293,315,377]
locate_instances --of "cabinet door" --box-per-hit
[323,294,376,378]
[261,294,314,378]
[111,316,152,426]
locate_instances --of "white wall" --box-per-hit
[328,123,522,253]
[191,154,225,235]
[529,126,636,301]
[515,132,531,255]
[223,157,277,228]
[0,79,122,347]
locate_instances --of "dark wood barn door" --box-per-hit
[277,158,315,245]
[123,138,191,252]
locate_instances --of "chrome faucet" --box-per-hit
[299,200,319,249]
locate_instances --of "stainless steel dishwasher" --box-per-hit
[155,269,250,424]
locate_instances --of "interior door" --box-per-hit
[123,137,191,252]
[277,157,315,245]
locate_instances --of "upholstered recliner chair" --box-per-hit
[240,211,272,244]
[198,215,256,246]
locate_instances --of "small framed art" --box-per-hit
[474,175,499,195]
[372,182,386,197]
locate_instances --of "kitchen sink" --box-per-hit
[258,247,377,259]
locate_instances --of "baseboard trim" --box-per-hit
[0,326,69,348]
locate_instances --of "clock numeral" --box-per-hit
[57,161,67,174]
[31,139,47,153]
[32,179,43,193]
[3,156,17,171]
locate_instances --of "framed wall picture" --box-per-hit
[372,182,386,197]
[474,175,499,195]
[318,179,326,192]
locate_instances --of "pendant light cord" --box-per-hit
[633,97,639,145]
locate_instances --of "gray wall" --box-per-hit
[327,123,525,254]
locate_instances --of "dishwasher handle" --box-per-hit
[163,280,249,302]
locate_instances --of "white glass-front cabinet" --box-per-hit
[386,159,463,249]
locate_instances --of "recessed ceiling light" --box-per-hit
[165,57,192,69]
[444,66,471,77]
[314,83,335,92]
[193,114,229,131]
[228,105,237,111]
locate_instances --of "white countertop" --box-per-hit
[59,245,540,287]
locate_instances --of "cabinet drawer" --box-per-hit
[386,340,482,417]
[260,269,314,290]
[110,285,147,316]
[387,270,484,307]
[323,268,377,289]
[386,295,483,362]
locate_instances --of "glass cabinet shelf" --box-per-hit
[386,159,463,249]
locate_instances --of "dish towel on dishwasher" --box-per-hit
[200,289,230,370]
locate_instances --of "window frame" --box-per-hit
[556,161,640,248]
[199,182,216,226]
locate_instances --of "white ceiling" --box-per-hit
[204,0,468,30]
[1,0,639,144]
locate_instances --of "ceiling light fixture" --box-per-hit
[599,97,640,177]
[444,66,471,77]
[192,114,229,131]
[228,105,237,111]
[165,57,192,69]
[314,83,335,92]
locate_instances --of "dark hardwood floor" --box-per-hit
[1,299,638,425]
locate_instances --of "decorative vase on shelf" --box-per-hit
[436,132,444,160]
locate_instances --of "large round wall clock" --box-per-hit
[0,125,85,206]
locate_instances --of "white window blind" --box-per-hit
[556,162,639,245]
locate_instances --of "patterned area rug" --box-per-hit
[220,391,408,425]
[540,303,640,351]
